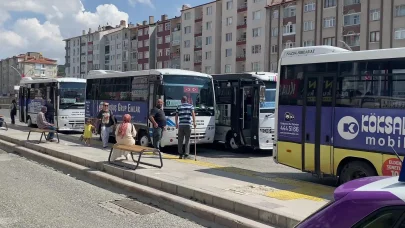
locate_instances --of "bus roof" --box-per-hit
[212,72,277,81]
[20,77,86,85]
[280,46,405,65]
[87,69,212,79]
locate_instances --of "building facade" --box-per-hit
[156,15,182,69]
[137,17,157,71]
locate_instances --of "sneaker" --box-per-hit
[183,154,192,160]
[178,155,183,159]
[47,139,56,142]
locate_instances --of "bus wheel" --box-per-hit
[138,132,149,147]
[339,161,376,185]
[226,134,239,150]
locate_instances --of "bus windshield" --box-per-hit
[260,81,276,110]
[163,75,214,110]
[59,82,85,109]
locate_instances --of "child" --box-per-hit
[83,118,95,146]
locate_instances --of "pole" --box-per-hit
[194,126,197,161]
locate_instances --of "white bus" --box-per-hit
[212,72,276,150]
[85,69,216,148]
[274,46,405,184]
[18,77,86,131]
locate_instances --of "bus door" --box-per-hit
[241,87,253,146]
[303,74,334,176]
[19,88,24,122]
[250,85,260,148]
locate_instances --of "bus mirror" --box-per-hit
[259,86,266,102]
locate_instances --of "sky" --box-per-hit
[0,0,208,64]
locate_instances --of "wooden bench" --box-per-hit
[0,115,8,131]
[108,144,163,170]
[27,128,60,144]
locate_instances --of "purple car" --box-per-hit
[296,176,405,227]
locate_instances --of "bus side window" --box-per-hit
[279,65,304,106]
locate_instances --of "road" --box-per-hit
[0,109,335,186]
[0,148,205,228]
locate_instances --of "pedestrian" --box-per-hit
[37,106,56,142]
[175,96,196,159]
[9,99,17,124]
[97,102,116,148]
[149,99,166,150]
[45,99,54,124]
[111,114,137,161]
[82,118,95,146]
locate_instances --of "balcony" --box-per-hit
[172,40,180,46]
[236,54,246,62]
[170,52,180,59]
[194,45,202,51]
[194,56,202,65]
[194,30,202,37]
[236,37,246,45]
[237,22,247,29]
[195,14,203,22]
[238,3,247,12]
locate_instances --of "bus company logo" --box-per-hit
[337,116,359,140]
[284,112,295,122]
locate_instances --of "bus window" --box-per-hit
[279,65,304,106]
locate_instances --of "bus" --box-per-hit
[212,72,275,150]
[274,46,405,184]
[19,77,86,131]
[85,69,216,148]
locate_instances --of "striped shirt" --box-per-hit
[176,103,194,126]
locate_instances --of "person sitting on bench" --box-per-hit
[37,106,56,142]
[111,114,137,161]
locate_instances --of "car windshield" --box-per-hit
[59,82,85,109]
[163,75,214,110]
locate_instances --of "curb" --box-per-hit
[0,132,301,228]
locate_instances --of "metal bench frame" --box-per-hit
[0,118,8,131]
[27,128,60,144]
[108,145,163,170]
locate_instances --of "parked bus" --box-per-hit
[212,72,275,150]
[274,46,405,184]
[85,69,216,148]
[19,77,86,131]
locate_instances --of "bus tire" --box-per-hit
[137,131,149,147]
[339,161,376,185]
[226,132,239,151]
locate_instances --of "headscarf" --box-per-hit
[118,114,131,138]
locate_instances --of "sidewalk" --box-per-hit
[0,127,335,228]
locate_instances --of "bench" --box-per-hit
[0,115,8,131]
[108,144,163,170]
[27,128,60,144]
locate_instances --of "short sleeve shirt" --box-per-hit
[150,107,166,127]
[176,103,194,126]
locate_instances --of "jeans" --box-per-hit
[45,126,56,140]
[10,112,15,124]
[101,125,111,147]
[153,127,163,149]
[0,118,4,127]
[178,125,191,155]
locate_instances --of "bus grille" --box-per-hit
[176,132,206,140]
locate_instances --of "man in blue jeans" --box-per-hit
[37,106,56,141]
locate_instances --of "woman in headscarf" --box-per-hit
[110,114,137,161]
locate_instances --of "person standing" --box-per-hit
[175,96,196,159]
[97,102,116,148]
[9,99,17,124]
[37,106,56,142]
[44,99,54,124]
[149,99,166,150]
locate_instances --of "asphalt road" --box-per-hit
[0,149,205,228]
[0,109,336,186]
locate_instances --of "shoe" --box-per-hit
[178,155,183,159]
[183,154,192,160]
[47,139,56,142]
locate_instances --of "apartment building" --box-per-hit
[137,17,157,70]
[156,15,182,69]
[104,24,132,71]
[0,52,57,95]
[180,2,222,74]
[266,0,405,73]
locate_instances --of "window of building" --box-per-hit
[144,63,149,70]
[138,29,143,36]
[271,45,278,53]
[144,40,149,47]
[271,27,278,37]
[138,52,144,59]
[184,40,190,48]
[370,9,380,21]
[158,24,163,32]
[395,28,405,39]
[252,28,261,37]
[165,23,171,31]
[395,5,405,17]
[303,21,314,31]
[225,64,231,73]
[253,10,262,20]
[206,21,212,30]
[157,37,162,44]
[158,49,163,56]
[324,17,336,28]
[157,61,163,68]
[165,35,171,43]
[323,37,336,45]
[273,10,279,18]
[225,33,233,42]
[205,66,212,74]
[370,31,380,42]
[184,26,191,34]
[205,51,212,59]
[283,5,296,17]
[184,12,191,20]
[343,32,360,46]
[183,54,190,62]
[226,0,233,10]
[226,17,233,26]
[344,13,361,26]
[324,0,336,8]
[206,6,212,15]
[304,2,316,12]
[251,45,261,54]
[252,62,261,72]
[284,41,295,49]
[165,48,170,56]
[283,24,296,35]
[117,54,121,59]
[206,36,212,45]
[303,40,314,46]
[225,48,232,57]
[138,64,142,70]
[270,62,277,72]
[344,0,360,6]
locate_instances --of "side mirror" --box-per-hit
[259,86,266,102]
